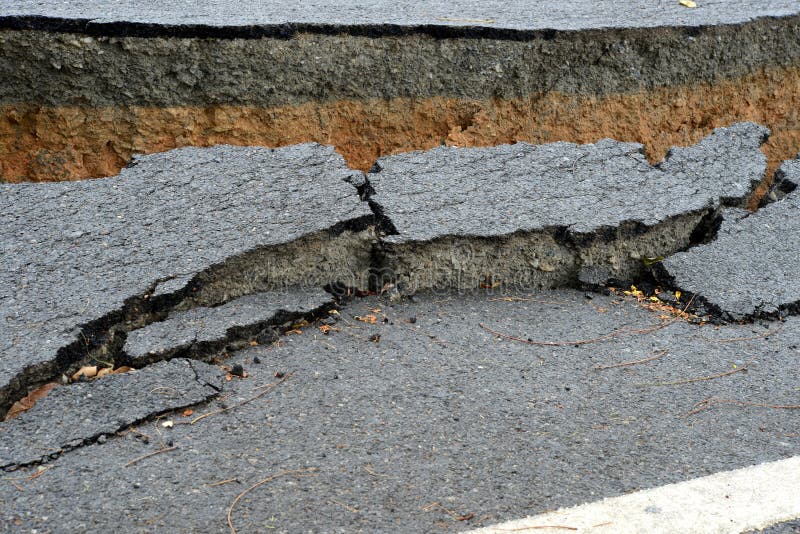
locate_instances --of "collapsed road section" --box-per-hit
[1,0,800,207]
[0,143,371,418]
[369,122,767,292]
[0,122,781,425]
[657,157,800,320]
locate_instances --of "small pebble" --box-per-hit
[253,356,261,364]
[230,364,245,377]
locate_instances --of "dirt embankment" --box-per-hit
[2,65,798,207]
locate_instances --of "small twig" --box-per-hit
[364,463,388,478]
[479,321,671,347]
[686,397,800,416]
[125,445,178,467]
[329,498,359,513]
[487,296,568,305]
[191,372,292,425]
[227,467,318,534]
[26,467,50,481]
[698,324,783,344]
[639,355,757,387]
[594,349,668,370]
[207,478,239,487]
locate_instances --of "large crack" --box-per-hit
[363,122,768,295]
[0,122,791,465]
[0,143,374,419]
[0,358,224,469]
[654,159,800,321]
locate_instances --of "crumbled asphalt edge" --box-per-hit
[0,238,366,421]
[654,157,800,322]
[0,359,223,470]
[362,123,768,298]
[1,15,800,108]
[122,289,336,367]
[0,144,375,420]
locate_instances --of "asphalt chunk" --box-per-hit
[0,143,372,417]
[123,289,334,365]
[369,122,768,292]
[658,157,800,320]
[0,359,223,469]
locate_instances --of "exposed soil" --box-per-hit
[2,65,799,207]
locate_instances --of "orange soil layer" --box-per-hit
[2,66,799,208]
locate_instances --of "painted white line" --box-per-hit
[469,456,800,534]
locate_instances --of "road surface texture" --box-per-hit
[1,1,799,533]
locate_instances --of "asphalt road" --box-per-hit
[2,0,799,32]
[2,289,796,532]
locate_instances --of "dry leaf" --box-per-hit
[355,315,378,324]
[182,409,194,417]
[4,382,58,421]
[112,366,133,374]
[679,0,696,7]
[248,340,259,346]
[71,366,98,381]
[96,367,112,378]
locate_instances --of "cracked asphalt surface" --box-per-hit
[1,290,797,532]
[0,124,798,531]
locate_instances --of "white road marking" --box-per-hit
[470,456,800,534]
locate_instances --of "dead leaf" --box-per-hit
[182,409,194,417]
[71,365,98,381]
[4,382,58,421]
[355,315,378,324]
[679,0,696,7]
[319,324,331,334]
[96,367,112,378]
[248,340,259,347]
[112,366,133,374]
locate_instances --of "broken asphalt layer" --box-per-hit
[658,157,800,320]
[1,2,800,185]
[1,290,796,531]
[0,143,370,416]
[369,122,767,292]
[0,359,223,469]
[123,289,334,366]
[0,124,770,418]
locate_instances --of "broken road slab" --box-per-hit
[123,289,335,366]
[369,122,768,292]
[658,157,800,320]
[0,143,371,416]
[0,359,223,470]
